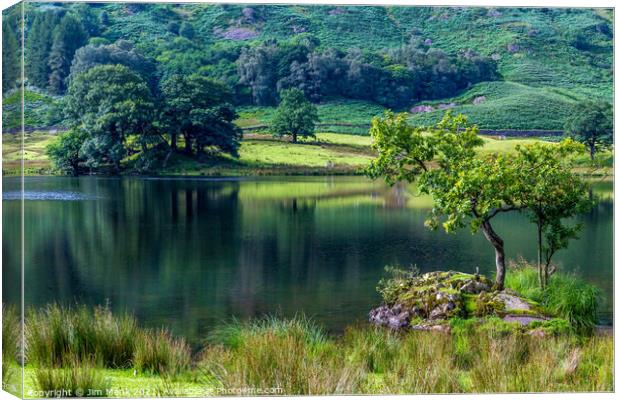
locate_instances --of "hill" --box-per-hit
[2,3,614,131]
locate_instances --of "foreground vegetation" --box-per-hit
[1,265,613,397]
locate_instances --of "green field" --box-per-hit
[2,131,612,177]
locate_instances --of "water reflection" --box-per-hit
[1,176,613,344]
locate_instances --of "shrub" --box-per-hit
[133,329,191,375]
[544,275,599,335]
[34,358,110,397]
[505,262,599,335]
[26,304,138,368]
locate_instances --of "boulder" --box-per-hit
[369,270,549,332]
[502,314,548,326]
[460,279,491,294]
[369,304,412,329]
[496,292,535,312]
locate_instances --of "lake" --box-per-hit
[2,176,613,344]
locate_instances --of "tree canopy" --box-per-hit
[271,89,319,143]
[160,74,242,157]
[2,10,21,92]
[367,112,591,289]
[64,64,155,172]
[564,101,613,161]
[513,140,593,287]
[48,13,88,94]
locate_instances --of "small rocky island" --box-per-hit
[369,270,549,334]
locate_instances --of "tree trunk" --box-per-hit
[481,219,506,290]
[184,133,192,155]
[171,132,177,151]
[537,221,544,289]
[589,138,595,161]
[292,132,297,143]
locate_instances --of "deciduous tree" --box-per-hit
[367,112,520,289]
[65,65,155,172]
[271,88,319,143]
[564,101,613,161]
[160,74,242,156]
[514,139,593,288]
[46,129,88,176]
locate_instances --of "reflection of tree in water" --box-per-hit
[230,197,319,317]
[383,182,410,208]
[15,178,615,343]
[22,179,245,341]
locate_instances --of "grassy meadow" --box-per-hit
[2,129,612,177]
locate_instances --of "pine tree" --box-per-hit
[48,14,87,94]
[25,11,60,89]
[2,15,20,93]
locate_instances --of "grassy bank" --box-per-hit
[2,130,613,177]
[1,265,613,397]
[3,310,613,397]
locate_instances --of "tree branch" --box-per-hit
[487,205,522,219]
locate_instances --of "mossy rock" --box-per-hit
[370,270,549,331]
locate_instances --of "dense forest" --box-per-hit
[2,3,613,130]
[5,3,499,108]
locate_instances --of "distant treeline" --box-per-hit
[3,4,497,110]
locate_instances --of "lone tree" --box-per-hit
[367,112,521,290]
[271,88,319,143]
[564,101,613,161]
[514,140,593,288]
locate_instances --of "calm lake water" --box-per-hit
[2,176,613,344]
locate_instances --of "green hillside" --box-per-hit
[3,3,614,131]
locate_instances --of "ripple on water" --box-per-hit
[2,191,98,201]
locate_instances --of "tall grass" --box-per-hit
[505,260,544,302]
[26,304,138,368]
[545,276,599,335]
[133,329,191,375]
[206,315,327,350]
[25,304,192,375]
[199,317,612,394]
[2,304,20,385]
[505,262,600,335]
[201,317,361,394]
[34,357,110,397]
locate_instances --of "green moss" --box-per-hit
[503,308,542,316]
[474,292,505,317]
[462,294,477,315]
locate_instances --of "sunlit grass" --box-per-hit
[4,130,613,177]
[16,305,614,396]
[199,317,613,394]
